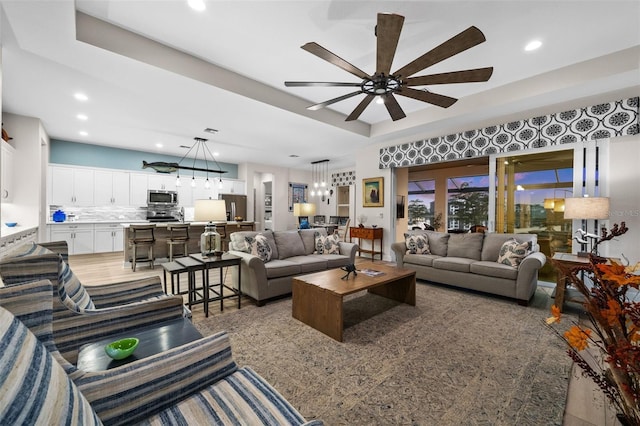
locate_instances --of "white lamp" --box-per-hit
[564,196,610,256]
[194,199,227,256]
[293,203,316,229]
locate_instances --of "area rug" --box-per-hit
[194,283,571,425]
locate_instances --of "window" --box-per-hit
[447,175,489,231]
[407,179,435,228]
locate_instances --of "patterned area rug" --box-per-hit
[194,282,571,425]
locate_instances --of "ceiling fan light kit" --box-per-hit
[285,13,493,122]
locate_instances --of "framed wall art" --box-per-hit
[363,177,384,207]
[288,182,308,212]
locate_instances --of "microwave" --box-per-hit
[147,190,178,206]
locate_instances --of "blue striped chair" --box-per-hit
[0,280,323,426]
[0,241,188,364]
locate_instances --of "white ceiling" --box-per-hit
[1,1,639,171]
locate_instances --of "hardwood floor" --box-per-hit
[68,251,615,425]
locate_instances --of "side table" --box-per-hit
[76,318,202,372]
[189,253,242,317]
[174,256,207,313]
[349,226,383,261]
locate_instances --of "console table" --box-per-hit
[350,226,383,261]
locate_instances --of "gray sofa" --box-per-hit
[228,228,358,306]
[391,230,546,305]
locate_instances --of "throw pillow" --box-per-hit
[404,233,430,254]
[315,232,340,255]
[59,259,96,312]
[497,239,532,267]
[245,234,272,263]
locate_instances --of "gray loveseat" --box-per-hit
[391,230,546,305]
[228,228,358,306]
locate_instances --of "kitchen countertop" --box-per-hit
[1,224,38,239]
[121,221,254,228]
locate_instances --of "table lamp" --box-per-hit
[293,202,316,229]
[563,196,610,256]
[194,199,227,256]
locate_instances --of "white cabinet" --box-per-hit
[94,171,130,205]
[148,174,176,191]
[94,224,124,253]
[50,166,94,206]
[49,224,94,255]
[129,173,149,206]
[220,178,245,195]
[1,141,15,202]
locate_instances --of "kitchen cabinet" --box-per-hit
[220,178,245,195]
[94,224,124,253]
[49,224,93,255]
[1,141,15,202]
[50,166,94,206]
[129,173,149,206]
[94,170,130,205]
[147,174,176,191]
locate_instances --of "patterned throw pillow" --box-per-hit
[315,232,341,255]
[497,239,532,267]
[59,259,96,312]
[245,234,272,263]
[404,233,430,254]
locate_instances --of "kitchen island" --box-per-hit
[122,221,255,264]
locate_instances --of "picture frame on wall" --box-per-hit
[363,177,384,207]
[288,182,308,212]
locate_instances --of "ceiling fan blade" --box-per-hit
[376,13,404,76]
[307,91,363,111]
[302,42,370,80]
[383,94,406,121]
[397,87,458,108]
[346,94,375,121]
[285,81,363,87]
[394,26,487,78]
[405,67,494,86]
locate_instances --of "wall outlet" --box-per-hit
[379,212,383,218]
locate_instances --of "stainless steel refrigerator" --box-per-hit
[219,194,247,221]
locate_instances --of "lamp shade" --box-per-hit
[563,197,610,219]
[194,199,227,222]
[293,203,316,216]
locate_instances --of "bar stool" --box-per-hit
[166,224,190,261]
[128,224,156,272]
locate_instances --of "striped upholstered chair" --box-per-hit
[0,241,188,364]
[0,280,323,426]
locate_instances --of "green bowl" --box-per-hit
[104,337,139,360]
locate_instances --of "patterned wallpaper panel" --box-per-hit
[379,97,639,168]
[331,171,356,186]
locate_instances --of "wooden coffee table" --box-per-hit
[292,262,416,341]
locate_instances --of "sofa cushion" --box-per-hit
[481,233,536,261]
[59,258,96,312]
[246,234,273,263]
[2,241,51,259]
[0,306,102,426]
[285,256,328,273]
[432,257,475,273]
[308,253,351,269]
[299,228,324,254]
[447,233,484,260]
[470,261,519,280]
[404,233,430,254]
[426,231,450,256]
[264,259,302,279]
[274,231,307,259]
[403,253,441,267]
[497,239,532,267]
[315,232,340,254]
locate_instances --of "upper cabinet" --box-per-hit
[219,178,245,195]
[49,166,94,206]
[1,141,15,203]
[94,170,130,205]
[147,174,176,191]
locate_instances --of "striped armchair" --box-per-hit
[0,241,187,364]
[0,280,323,426]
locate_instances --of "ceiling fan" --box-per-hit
[285,13,493,122]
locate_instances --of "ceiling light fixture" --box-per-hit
[174,137,226,189]
[310,159,330,199]
[525,40,542,51]
[76,114,88,120]
[74,93,88,101]
[79,131,88,136]
[187,0,206,12]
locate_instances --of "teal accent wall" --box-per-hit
[49,139,238,178]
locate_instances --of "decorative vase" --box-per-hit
[52,210,66,222]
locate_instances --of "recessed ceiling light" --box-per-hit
[76,114,88,120]
[74,93,88,101]
[79,131,88,137]
[213,152,220,157]
[188,0,206,11]
[376,96,385,105]
[156,143,163,148]
[524,40,542,51]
